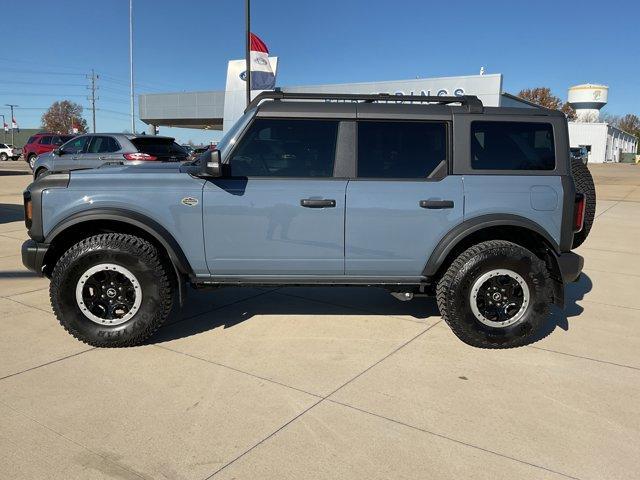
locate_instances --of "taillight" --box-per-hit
[574,193,586,232]
[124,153,158,161]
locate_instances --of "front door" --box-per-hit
[203,118,347,276]
[56,135,90,171]
[345,120,464,277]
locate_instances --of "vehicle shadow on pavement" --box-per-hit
[149,287,440,344]
[0,203,25,224]
[0,170,30,176]
[535,273,593,342]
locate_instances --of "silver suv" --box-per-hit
[32,133,188,178]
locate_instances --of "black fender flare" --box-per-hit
[422,214,561,277]
[45,208,194,304]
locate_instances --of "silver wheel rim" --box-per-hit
[470,269,530,328]
[30,156,36,169]
[75,263,142,326]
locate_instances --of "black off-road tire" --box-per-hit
[571,159,596,248]
[50,233,174,347]
[436,240,552,349]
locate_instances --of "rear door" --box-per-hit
[345,119,464,277]
[83,136,122,167]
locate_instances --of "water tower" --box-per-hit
[568,84,608,122]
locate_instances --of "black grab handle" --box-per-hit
[300,199,337,208]
[419,200,454,209]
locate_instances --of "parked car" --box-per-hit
[0,143,21,161]
[22,91,594,348]
[23,133,75,170]
[187,145,210,162]
[32,133,189,178]
[570,146,589,165]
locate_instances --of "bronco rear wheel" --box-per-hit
[50,233,174,347]
[436,240,552,348]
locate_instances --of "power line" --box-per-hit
[0,80,87,87]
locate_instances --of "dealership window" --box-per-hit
[230,118,338,177]
[471,121,555,170]
[357,121,447,178]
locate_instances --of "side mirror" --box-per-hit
[54,148,64,156]
[202,150,223,177]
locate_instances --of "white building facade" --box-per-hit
[568,122,638,163]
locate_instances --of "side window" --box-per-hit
[39,136,52,145]
[27,136,36,145]
[88,136,120,153]
[230,119,338,177]
[357,121,447,178]
[471,121,555,170]
[62,136,89,154]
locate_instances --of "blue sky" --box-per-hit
[2,0,639,144]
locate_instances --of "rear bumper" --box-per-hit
[21,239,48,276]
[557,251,584,283]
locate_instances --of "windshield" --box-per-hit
[217,109,255,160]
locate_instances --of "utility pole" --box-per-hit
[87,69,99,133]
[129,0,135,133]
[5,104,18,146]
[245,0,251,108]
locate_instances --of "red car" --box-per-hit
[23,133,75,170]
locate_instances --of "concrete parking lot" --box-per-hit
[1,162,639,479]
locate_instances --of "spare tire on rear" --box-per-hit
[571,159,596,248]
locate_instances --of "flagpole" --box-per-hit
[245,0,251,108]
[129,0,135,133]
[0,115,5,143]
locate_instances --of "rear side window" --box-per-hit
[39,136,52,145]
[230,119,338,177]
[471,121,555,170]
[357,121,447,178]
[88,136,120,153]
[27,136,36,145]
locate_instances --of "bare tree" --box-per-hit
[41,100,88,134]
[518,87,576,120]
[618,114,640,135]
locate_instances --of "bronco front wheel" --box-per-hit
[436,240,552,349]
[50,233,174,347]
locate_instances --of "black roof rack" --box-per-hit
[246,90,484,113]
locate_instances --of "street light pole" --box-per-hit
[129,0,135,133]
[245,0,251,108]
[5,104,18,146]
[0,115,5,143]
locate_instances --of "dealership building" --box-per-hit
[139,69,637,163]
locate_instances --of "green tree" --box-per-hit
[41,100,88,134]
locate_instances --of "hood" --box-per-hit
[71,160,187,177]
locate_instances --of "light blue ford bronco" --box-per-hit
[22,92,593,349]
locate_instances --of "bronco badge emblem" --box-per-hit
[181,197,199,207]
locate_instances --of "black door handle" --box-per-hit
[420,199,454,209]
[300,198,336,208]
